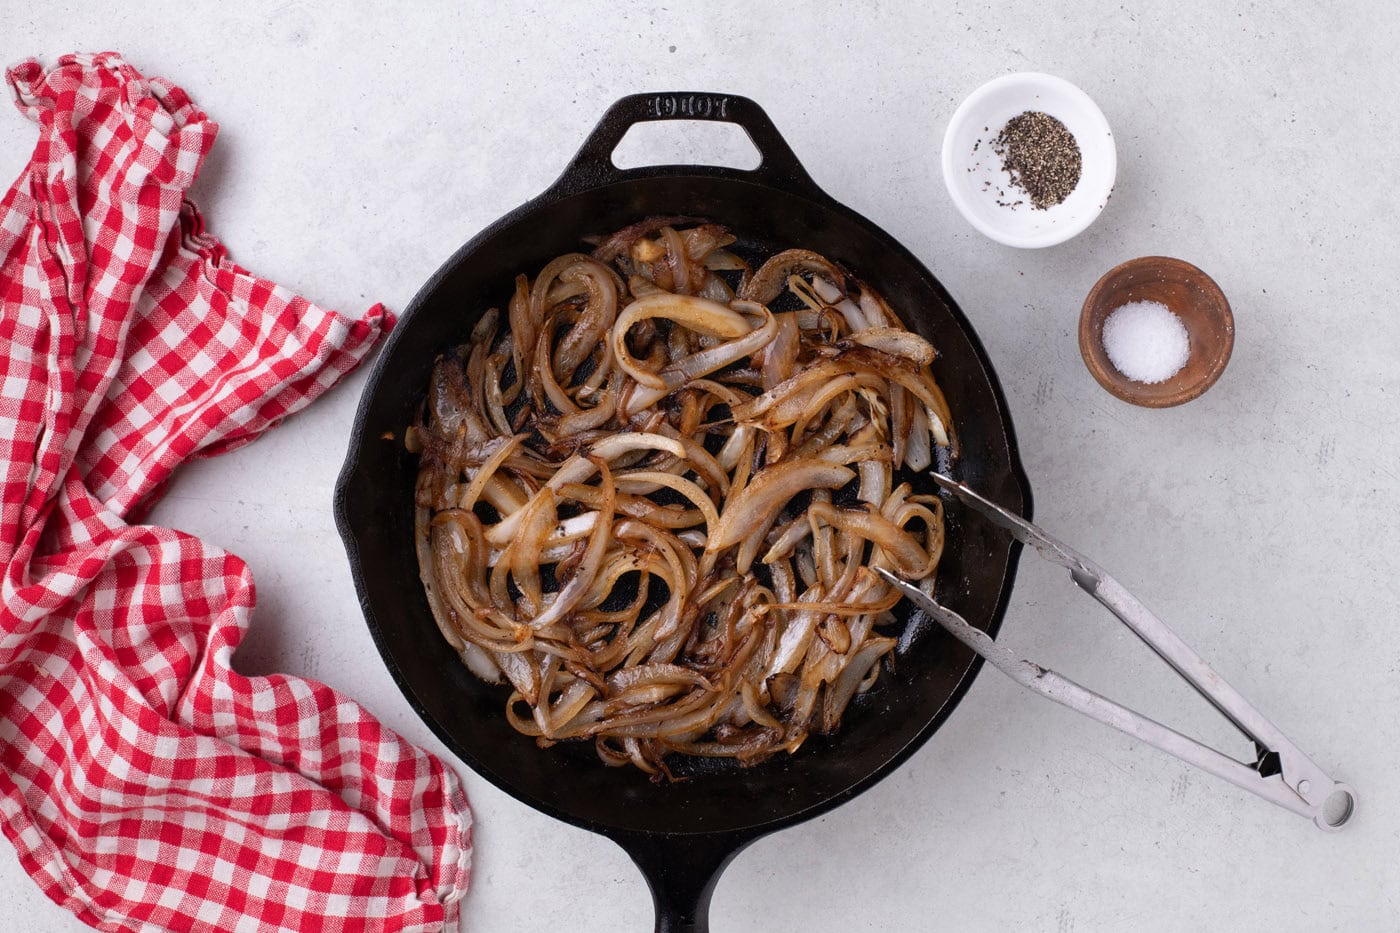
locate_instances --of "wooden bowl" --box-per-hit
[1079,256,1234,407]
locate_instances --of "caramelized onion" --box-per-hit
[613,294,751,389]
[413,219,953,777]
[707,460,855,567]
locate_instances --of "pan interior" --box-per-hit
[337,174,1025,837]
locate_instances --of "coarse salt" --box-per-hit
[1101,300,1190,384]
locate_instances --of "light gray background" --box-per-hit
[1,2,1394,930]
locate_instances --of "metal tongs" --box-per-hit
[878,473,1356,831]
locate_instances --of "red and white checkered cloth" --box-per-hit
[0,53,472,931]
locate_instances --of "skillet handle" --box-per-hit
[547,92,826,201]
[614,830,755,933]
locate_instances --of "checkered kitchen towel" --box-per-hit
[0,53,471,931]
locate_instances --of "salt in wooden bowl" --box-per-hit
[1079,256,1234,407]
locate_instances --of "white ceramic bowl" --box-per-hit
[941,73,1116,248]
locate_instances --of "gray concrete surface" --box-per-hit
[1,2,1394,930]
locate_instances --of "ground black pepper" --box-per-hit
[991,110,1081,210]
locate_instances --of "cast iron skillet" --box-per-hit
[335,92,1031,932]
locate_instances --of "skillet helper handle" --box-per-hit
[548,91,826,199]
[614,831,753,933]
